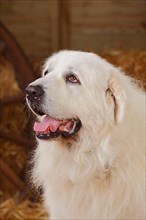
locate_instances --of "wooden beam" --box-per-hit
[59,0,71,50]
[50,0,60,52]
[0,22,35,90]
[0,158,28,193]
[50,0,71,52]
[0,130,34,150]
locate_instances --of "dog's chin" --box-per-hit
[29,105,82,141]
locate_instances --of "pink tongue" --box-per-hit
[33,116,61,132]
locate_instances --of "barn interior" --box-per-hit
[0,1,146,219]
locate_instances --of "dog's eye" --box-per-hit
[44,70,49,76]
[66,74,80,84]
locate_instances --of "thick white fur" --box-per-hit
[30,51,145,219]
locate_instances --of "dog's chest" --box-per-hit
[43,175,98,219]
[36,143,99,218]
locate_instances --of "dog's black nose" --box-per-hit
[26,85,44,100]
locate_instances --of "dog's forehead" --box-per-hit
[44,51,99,71]
[43,51,114,83]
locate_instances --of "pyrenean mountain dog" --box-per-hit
[26,50,145,219]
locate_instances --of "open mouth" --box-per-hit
[33,113,82,140]
[27,101,82,140]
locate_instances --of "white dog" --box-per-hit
[26,50,145,219]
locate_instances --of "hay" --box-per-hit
[0,56,29,203]
[0,56,28,134]
[0,198,48,220]
[101,50,146,89]
[0,50,145,220]
[0,56,21,99]
[0,55,48,219]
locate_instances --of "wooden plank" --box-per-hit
[1,0,145,59]
[70,0,146,27]
[71,32,146,52]
[0,0,52,60]
[49,0,60,52]
[70,0,146,51]
[59,0,71,49]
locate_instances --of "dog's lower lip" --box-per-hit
[30,104,45,116]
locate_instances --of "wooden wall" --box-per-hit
[0,0,145,61]
[70,0,146,51]
[0,0,53,61]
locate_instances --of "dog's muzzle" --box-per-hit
[26,84,82,141]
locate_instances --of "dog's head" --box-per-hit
[26,51,126,143]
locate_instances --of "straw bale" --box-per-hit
[101,50,146,90]
[0,56,29,202]
[0,56,28,133]
[0,198,48,220]
[0,56,21,98]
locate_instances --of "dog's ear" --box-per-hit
[106,73,126,124]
